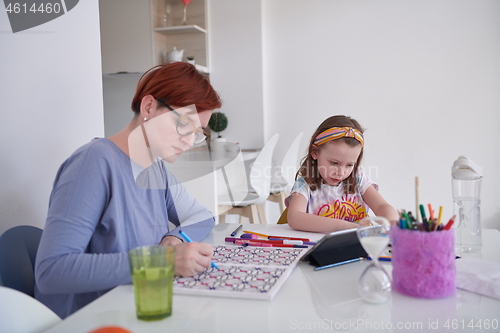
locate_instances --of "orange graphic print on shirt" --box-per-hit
[316,194,368,222]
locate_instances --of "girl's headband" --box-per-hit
[314,127,364,147]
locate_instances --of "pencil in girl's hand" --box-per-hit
[443,215,456,230]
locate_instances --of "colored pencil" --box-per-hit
[242,230,269,238]
[314,258,362,271]
[443,215,456,230]
[419,204,427,222]
[397,206,454,233]
[437,206,444,225]
[428,203,435,220]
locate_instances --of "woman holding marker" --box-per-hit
[286,115,399,233]
[35,63,222,318]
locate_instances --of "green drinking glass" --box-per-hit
[128,245,175,321]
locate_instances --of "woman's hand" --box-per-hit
[159,235,183,247]
[160,236,213,277]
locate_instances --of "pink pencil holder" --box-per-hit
[390,226,456,299]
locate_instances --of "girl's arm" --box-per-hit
[287,193,358,233]
[362,185,399,222]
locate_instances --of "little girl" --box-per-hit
[286,115,398,233]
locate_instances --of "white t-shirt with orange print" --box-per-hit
[285,171,378,223]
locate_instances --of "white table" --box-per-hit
[44,226,500,333]
[165,143,259,220]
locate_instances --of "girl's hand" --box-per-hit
[357,219,373,227]
[362,185,399,222]
[358,216,391,228]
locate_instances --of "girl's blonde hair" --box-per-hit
[297,115,364,194]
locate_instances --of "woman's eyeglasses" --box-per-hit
[156,99,207,144]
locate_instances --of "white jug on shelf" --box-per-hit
[166,47,184,63]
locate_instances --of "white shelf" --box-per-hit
[102,72,143,78]
[154,25,206,35]
[151,0,209,72]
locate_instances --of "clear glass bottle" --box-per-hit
[452,156,483,253]
[162,4,173,27]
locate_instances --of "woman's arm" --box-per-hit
[362,185,399,222]
[162,167,215,276]
[287,193,358,233]
[36,147,131,295]
[163,167,215,242]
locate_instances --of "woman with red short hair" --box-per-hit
[35,63,222,318]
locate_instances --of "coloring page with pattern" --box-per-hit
[173,245,308,300]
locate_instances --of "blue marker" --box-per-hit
[179,230,219,269]
[314,258,361,271]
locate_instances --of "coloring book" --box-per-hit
[173,245,308,300]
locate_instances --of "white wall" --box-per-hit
[209,0,265,150]
[0,1,104,234]
[262,0,500,228]
[46,1,500,231]
[100,0,153,74]
[102,74,142,137]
